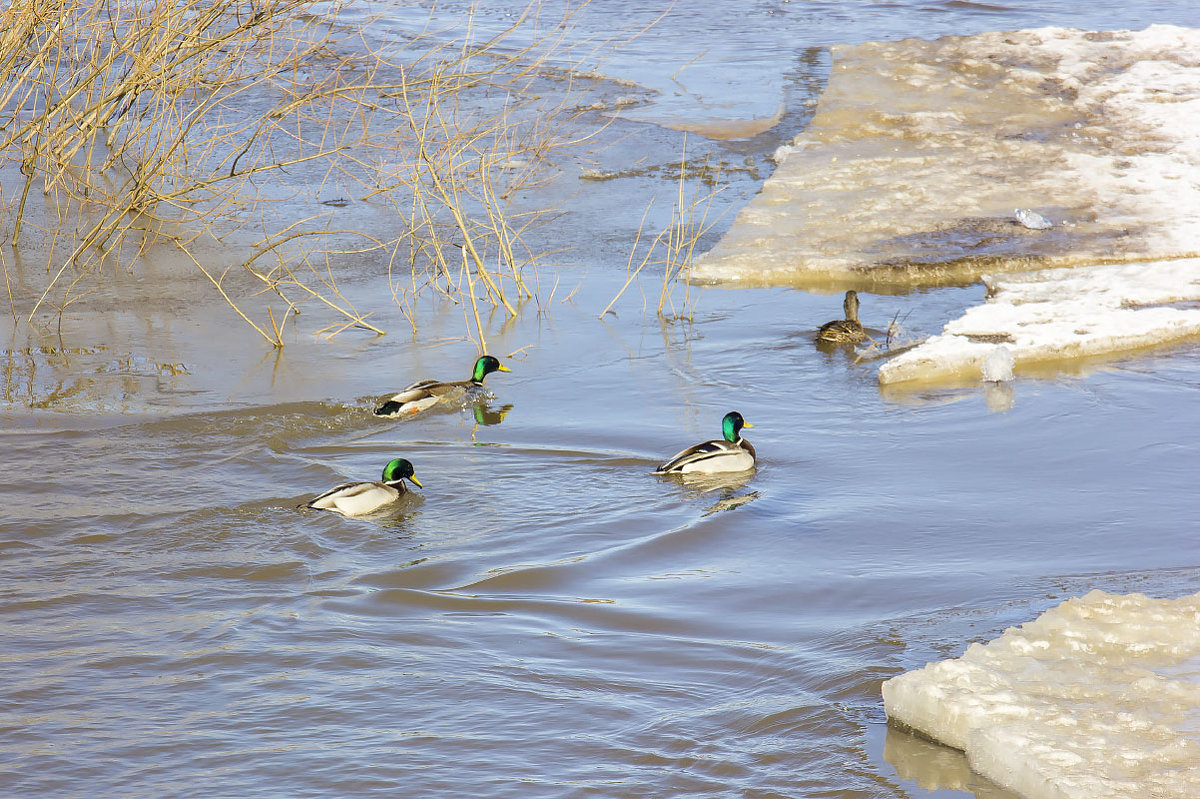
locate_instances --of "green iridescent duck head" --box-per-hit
[722,411,753,443]
[381,458,422,488]
[472,355,512,383]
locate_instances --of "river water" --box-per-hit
[3,1,1200,797]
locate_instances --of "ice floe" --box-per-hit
[882,589,1200,799]
[690,25,1200,286]
[877,257,1200,384]
[980,345,1015,382]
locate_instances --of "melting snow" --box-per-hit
[877,258,1200,384]
[690,25,1200,286]
[882,590,1200,799]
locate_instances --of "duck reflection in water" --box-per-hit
[671,471,760,517]
[472,402,513,426]
[702,488,760,516]
[470,401,513,443]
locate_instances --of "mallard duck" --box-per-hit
[374,355,511,417]
[817,290,867,343]
[653,411,756,475]
[302,457,422,516]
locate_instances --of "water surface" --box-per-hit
[3,1,1200,796]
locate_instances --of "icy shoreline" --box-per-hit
[878,257,1200,384]
[689,25,1200,382]
[882,590,1200,799]
[691,25,1200,286]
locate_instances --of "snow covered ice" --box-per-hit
[882,590,1200,799]
[981,346,1014,383]
[878,257,1200,385]
[690,25,1200,286]
[687,24,1200,383]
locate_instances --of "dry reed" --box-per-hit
[0,0,594,347]
[600,138,724,320]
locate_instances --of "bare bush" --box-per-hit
[0,0,591,346]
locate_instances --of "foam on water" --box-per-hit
[878,257,1200,384]
[882,590,1200,799]
[690,25,1200,286]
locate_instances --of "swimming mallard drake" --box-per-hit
[817,290,867,343]
[373,355,511,417]
[653,411,756,475]
[302,457,422,516]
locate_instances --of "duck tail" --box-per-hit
[374,401,403,417]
